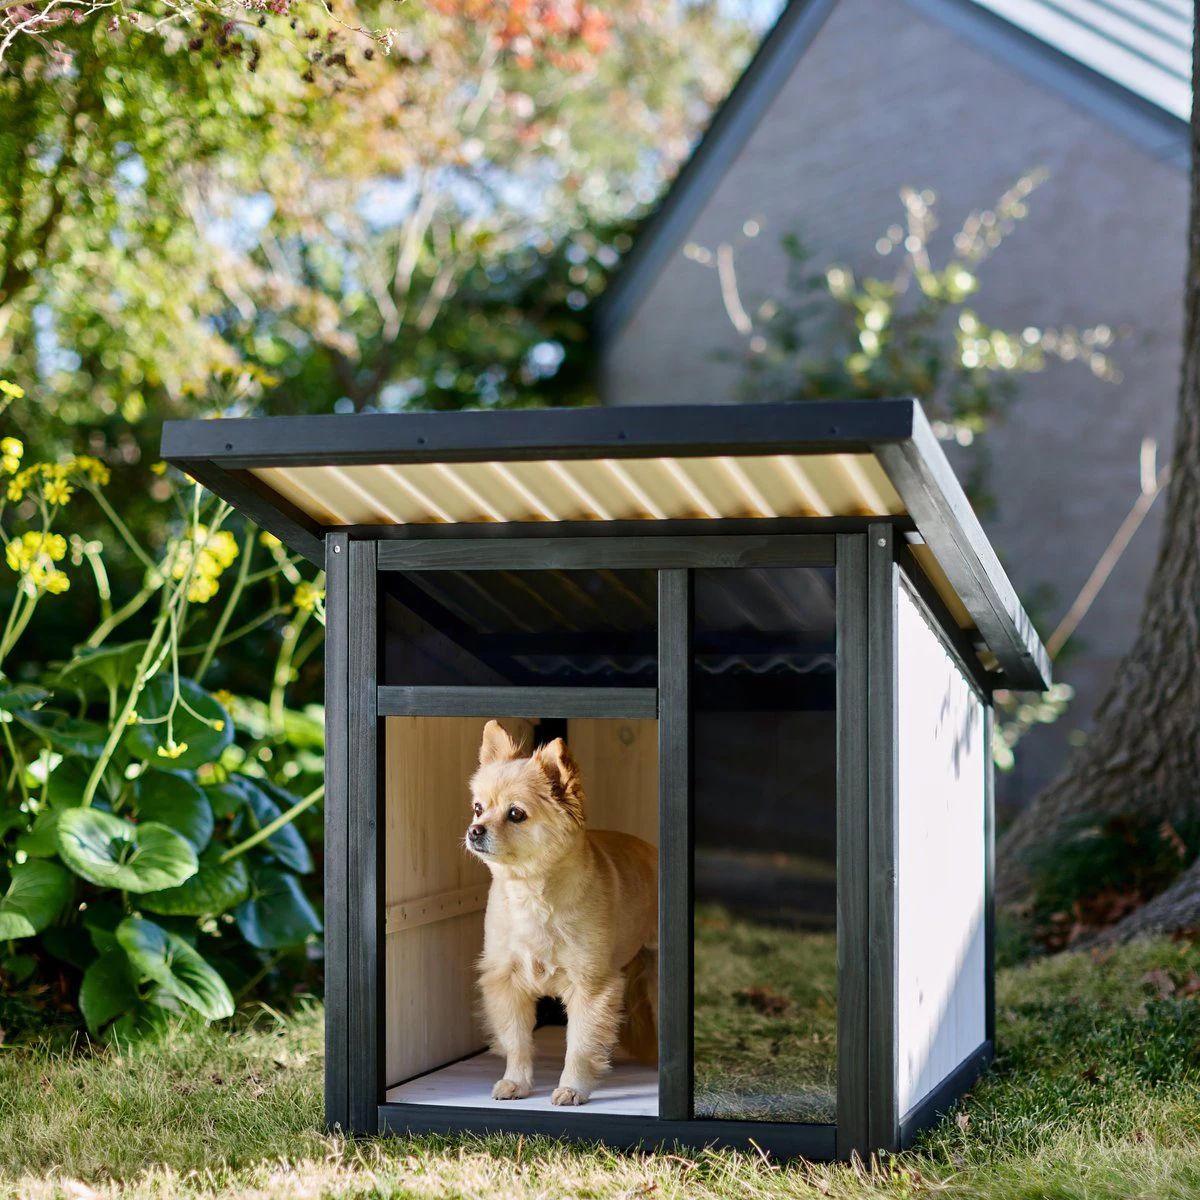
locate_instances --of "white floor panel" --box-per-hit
[385,1025,658,1116]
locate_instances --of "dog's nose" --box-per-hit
[468,823,486,841]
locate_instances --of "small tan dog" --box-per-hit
[465,720,657,1106]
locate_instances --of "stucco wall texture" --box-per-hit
[601,0,1188,806]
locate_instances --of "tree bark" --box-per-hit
[1087,857,1200,945]
[997,10,1200,905]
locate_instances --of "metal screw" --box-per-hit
[333,544,342,553]
[877,538,886,547]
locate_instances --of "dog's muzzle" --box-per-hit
[467,823,491,854]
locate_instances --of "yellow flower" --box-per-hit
[259,531,282,549]
[1,437,22,459]
[2,456,18,474]
[171,525,240,603]
[213,689,236,709]
[70,456,111,486]
[6,532,69,595]
[156,741,189,760]
[293,582,324,612]
[43,478,73,507]
[186,574,220,604]
[150,462,168,476]
[0,380,24,399]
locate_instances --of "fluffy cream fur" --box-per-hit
[465,720,658,1106]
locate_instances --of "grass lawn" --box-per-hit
[3,938,1200,1199]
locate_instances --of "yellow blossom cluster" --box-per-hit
[293,581,324,612]
[3,453,111,504]
[171,525,240,603]
[5,531,70,595]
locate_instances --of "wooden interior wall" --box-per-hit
[567,718,659,847]
[384,716,532,1086]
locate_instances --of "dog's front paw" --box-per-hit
[551,1085,588,1106]
[492,1078,531,1100]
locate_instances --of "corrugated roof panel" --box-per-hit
[250,452,905,528]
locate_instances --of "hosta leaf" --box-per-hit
[134,771,213,852]
[14,808,59,858]
[0,861,72,939]
[234,778,312,874]
[234,867,321,949]
[80,949,138,1035]
[57,642,147,692]
[141,850,250,916]
[116,916,234,1021]
[56,809,197,894]
[204,778,249,819]
[125,678,233,771]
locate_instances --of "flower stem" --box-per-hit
[218,784,323,864]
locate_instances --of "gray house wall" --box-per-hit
[600,0,1187,805]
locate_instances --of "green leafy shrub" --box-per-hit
[0,392,325,1038]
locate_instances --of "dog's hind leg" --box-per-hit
[481,971,537,1100]
[553,974,624,1106]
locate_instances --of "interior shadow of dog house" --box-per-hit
[161,399,1050,1160]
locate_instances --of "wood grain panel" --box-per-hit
[567,719,659,847]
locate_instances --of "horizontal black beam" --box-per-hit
[377,1103,837,1160]
[335,515,916,541]
[162,399,918,468]
[377,685,657,719]
[378,535,834,571]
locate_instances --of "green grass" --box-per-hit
[3,938,1200,1199]
[694,904,836,1122]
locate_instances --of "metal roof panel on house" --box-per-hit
[161,398,1051,688]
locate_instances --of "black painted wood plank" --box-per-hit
[898,1041,993,1148]
[835,534,870,1160]
[867,524,899,1153]
[376,685,657,719]
[161,399,918,467]
[872,409,1050,689]
[657,569,693,1121]
[323,533,350,1133]
[378,535,835,572]
[376,1104,837,1159]
[984,705,996,1045]
[346,540,382,1134]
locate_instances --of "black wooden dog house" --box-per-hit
[162,399,1049,1159]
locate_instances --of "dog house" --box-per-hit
[161,399,1049,1159]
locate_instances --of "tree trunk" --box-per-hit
[997,11,1200,906]
[1087,857,1200,946]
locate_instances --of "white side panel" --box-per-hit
[895,581,987,1118]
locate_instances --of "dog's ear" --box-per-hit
[479,720,522,765]
[534,737,585,824]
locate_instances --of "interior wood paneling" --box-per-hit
[567,718,659,847]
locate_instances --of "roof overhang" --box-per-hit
[161,399,1051,689]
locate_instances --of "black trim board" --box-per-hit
[377,685,657,719]
[898,1041,994,1148]
[378,1103,837,1158]
[323,533,350,1133]
[835,534,870,1159]
[161,399,916,467]
[378,534,835,571]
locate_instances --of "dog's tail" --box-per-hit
[618,946,658,1065]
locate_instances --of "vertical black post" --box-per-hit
[347,539,382,1134]
[867,523,899,1152]
[836,534,870,1159]
[324,532,349,1132]
[658,568,693,1120]
[983,704,996,1045]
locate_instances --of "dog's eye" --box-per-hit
[507,807,526,823]
[472,802,482,816]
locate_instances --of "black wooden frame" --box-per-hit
[315,525,997,1158]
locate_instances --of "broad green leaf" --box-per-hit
[103,996,185,1045]
[57,642,147,692]
[116,916,234,1021]
[234,867,321,949]
[0,861,72,939]
[135,771,213,852]
[12,710,109,757]
[15,807,61,858]
[141,850,250,916]
[83,900,125,954]
[204,778,249,819]
[0,682,51,713]
[125,678,233,771]
[43,758,95,807]
[41,925,95,970]
[80,949,138,1035]
[234,778,312,874]
[56,809,197,894]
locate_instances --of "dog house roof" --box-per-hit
[160,398,1050,689]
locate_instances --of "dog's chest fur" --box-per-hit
[486,878,581,993]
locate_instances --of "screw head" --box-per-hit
[877,537,887,547]
[333,544,342,553]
